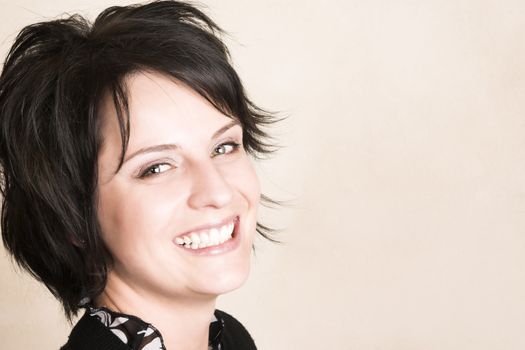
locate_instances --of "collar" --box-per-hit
[86,305,224,350]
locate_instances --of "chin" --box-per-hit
[193,258,253,297]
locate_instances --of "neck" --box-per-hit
[96,281,216,350]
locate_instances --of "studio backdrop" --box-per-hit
[1,0,525,349]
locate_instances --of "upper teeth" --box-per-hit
[175,221,235,249]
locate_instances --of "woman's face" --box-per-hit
[96,71,260,301]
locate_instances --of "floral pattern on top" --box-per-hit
[87,305,223,350]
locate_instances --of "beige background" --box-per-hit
[1,0,525,349]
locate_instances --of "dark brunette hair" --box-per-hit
[0,0,277,319]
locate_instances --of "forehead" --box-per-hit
[131,70,231,128]
[99,70,236,149]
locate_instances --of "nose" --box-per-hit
[187,159,234,209]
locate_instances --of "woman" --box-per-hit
[0,1,276,349]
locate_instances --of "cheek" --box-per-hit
[225,159,261,204]
[95,183,173,255]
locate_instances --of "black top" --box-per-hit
[81,305,223,349]
[61,309,257,350]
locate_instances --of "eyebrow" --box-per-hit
[123,119,240,164]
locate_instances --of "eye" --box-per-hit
[138,163,173,178]
[212,141,241,157]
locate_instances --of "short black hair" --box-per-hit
[0,0,277,319]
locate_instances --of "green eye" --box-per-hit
[213,142,240,156]
[139,163,172,178]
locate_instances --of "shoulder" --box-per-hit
[60,311,129,350]
[216,309,257,350]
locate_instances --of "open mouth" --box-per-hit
[174,216,239,250]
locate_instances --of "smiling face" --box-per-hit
[95,71,260,303]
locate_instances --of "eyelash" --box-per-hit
[137,141,242,179]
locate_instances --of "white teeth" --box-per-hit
[175,220,236,249]
[209,228,220,245]
[199,232,210,245]
[190,233,201,245]
[220,223,234,243]
[220,225,229,238]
